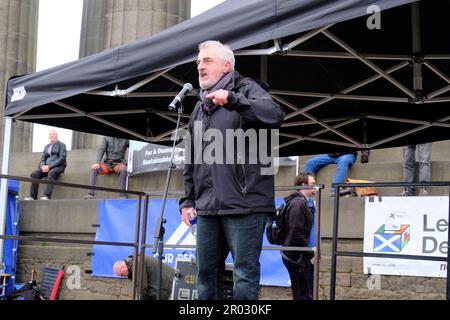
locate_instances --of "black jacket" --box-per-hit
[38,140,67,170]
[179,72,285,215]
[282,192,315,263]
[95,137,129,171]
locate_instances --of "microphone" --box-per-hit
[168,83,193,110]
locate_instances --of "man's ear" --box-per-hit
[223,60,232,73]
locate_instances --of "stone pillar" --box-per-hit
[0,0,38,152]
[72,0,190,149]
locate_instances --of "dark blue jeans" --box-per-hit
[196,213,267,300]
[304,153,356,191]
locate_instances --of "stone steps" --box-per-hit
[9,141,450,201]
[16,173,130,200]
[12,160,450,200]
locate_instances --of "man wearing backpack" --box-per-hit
[282,172,316,300]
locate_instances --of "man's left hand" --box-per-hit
[205,89,229,106]
[41,165,49,173]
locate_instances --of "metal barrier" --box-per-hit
[329,181,450,300]
[140,184,324,300]
[0,174,324,300]
[0,174,145,300]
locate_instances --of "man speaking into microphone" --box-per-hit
[179,40,284,300]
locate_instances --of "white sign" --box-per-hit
[363,196,448,277]
[11,86,26,102]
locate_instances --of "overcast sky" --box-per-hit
[33,0,82,152]
[33,0,224,152]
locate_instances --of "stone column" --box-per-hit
[72,0,190,149]
[0,0,38,152]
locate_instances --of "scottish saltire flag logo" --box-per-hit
[373,224,410,252]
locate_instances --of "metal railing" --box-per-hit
[140,184,324,300]
[0,174,324,300]
[329,181,450,300]
[0,174,146,300]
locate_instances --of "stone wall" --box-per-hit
[0,0,38,152]
[72,0,191,149]
[14,236,447,300]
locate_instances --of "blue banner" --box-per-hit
[92,198,292,286]
[2,180,20,297]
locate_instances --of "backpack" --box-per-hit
[266,202,291,245]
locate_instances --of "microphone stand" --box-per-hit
[153,100,184,300]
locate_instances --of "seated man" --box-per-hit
[113,254,176,300]
[24,129,67,200]
[83,136,129,199]
[304,152,357,196]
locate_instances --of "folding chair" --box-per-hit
[39,266,65,300]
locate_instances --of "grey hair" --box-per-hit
[198,40,235,71]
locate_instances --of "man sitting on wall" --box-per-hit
[24,129,67,200]
[83,136,129,199]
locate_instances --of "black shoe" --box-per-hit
[340,187,357,197]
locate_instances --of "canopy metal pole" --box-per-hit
[286,51,410,60]
[151,124,189,142]
[282,116,356,127]
[321,30,415,99]
[329,186,341,300]
[54,101,150,142]
[162,73,185,87]
[284,25,332,51]
[411,2,423,100]
[279,119,359,150]
[427,85,450,99]
[313,188,322,300]
[86,68,172,96]
[236,49,412,61]
[425,97,450,103]
[278,132,357,149]
[283,61,409,120]
[273,94,363,147]
[366,114,450,128]
[369,115,450,148]
[423,62,450,84]
[270,90,410,103]
[424,54,450,60]
[17,109,191,120]
[0,117,13,264]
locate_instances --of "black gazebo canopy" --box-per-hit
[5,0,450,156]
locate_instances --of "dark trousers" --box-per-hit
[87,163,127,196]
[30,166,65,199]
[196,213,267,300]
[282,256,314,300]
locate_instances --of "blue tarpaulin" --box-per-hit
[2,180,19,297]
[92,197,303,287]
